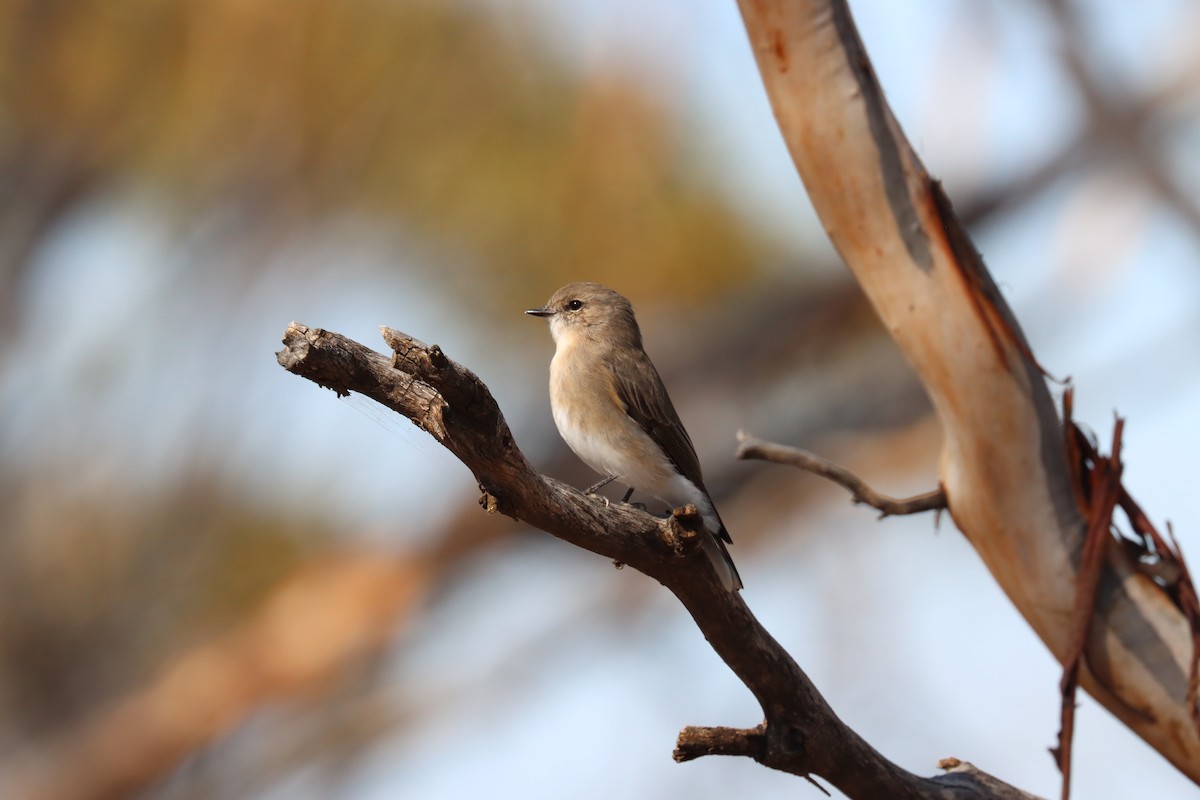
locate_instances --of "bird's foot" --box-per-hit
[617,487,645,510]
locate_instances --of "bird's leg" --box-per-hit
[584,474,619,495]
[620,487,647,511]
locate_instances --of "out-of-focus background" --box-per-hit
[1,0,1198,797]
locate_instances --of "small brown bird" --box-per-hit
[526,282,742,591]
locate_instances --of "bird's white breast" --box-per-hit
[547,334,712,519]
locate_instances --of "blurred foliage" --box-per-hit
[0,0,770,309]
[0,470,319,743]
[0,1,777,791]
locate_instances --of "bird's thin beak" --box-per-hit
[525,307,553,318]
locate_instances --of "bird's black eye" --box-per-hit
[566,299,583,311]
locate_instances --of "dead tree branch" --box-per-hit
[276,321,1041,799]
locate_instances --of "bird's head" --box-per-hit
[525,282,643,349]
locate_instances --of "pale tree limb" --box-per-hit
[271,322,1042,799]
[737,0,1199,792]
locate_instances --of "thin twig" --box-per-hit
[736,432,946,517]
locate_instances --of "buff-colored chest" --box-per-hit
[547,334,676,498]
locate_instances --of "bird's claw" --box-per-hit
[582,490,611,508]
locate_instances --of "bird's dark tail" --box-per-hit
[704,528,743,592]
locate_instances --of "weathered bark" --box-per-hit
[272,322,1042,799]
[737,0,1199,785]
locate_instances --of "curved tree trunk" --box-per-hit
[737,0,1199,784]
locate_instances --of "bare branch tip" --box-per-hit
[673,725,766,763]
[663,506,704,556]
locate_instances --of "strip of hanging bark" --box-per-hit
[738,0,1200,782]
[276,322,1043,799]
[1115,496,1200,737]
[1054,415,1125,800]
[1063,390,1200,737]
[1063,391,1200,738]
[1166,527,1200,734]
[736,432,946,517]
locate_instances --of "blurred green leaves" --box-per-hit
[0,3,776,788]
[0,0,769,306]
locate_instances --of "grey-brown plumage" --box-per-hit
[526,282,742,591]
